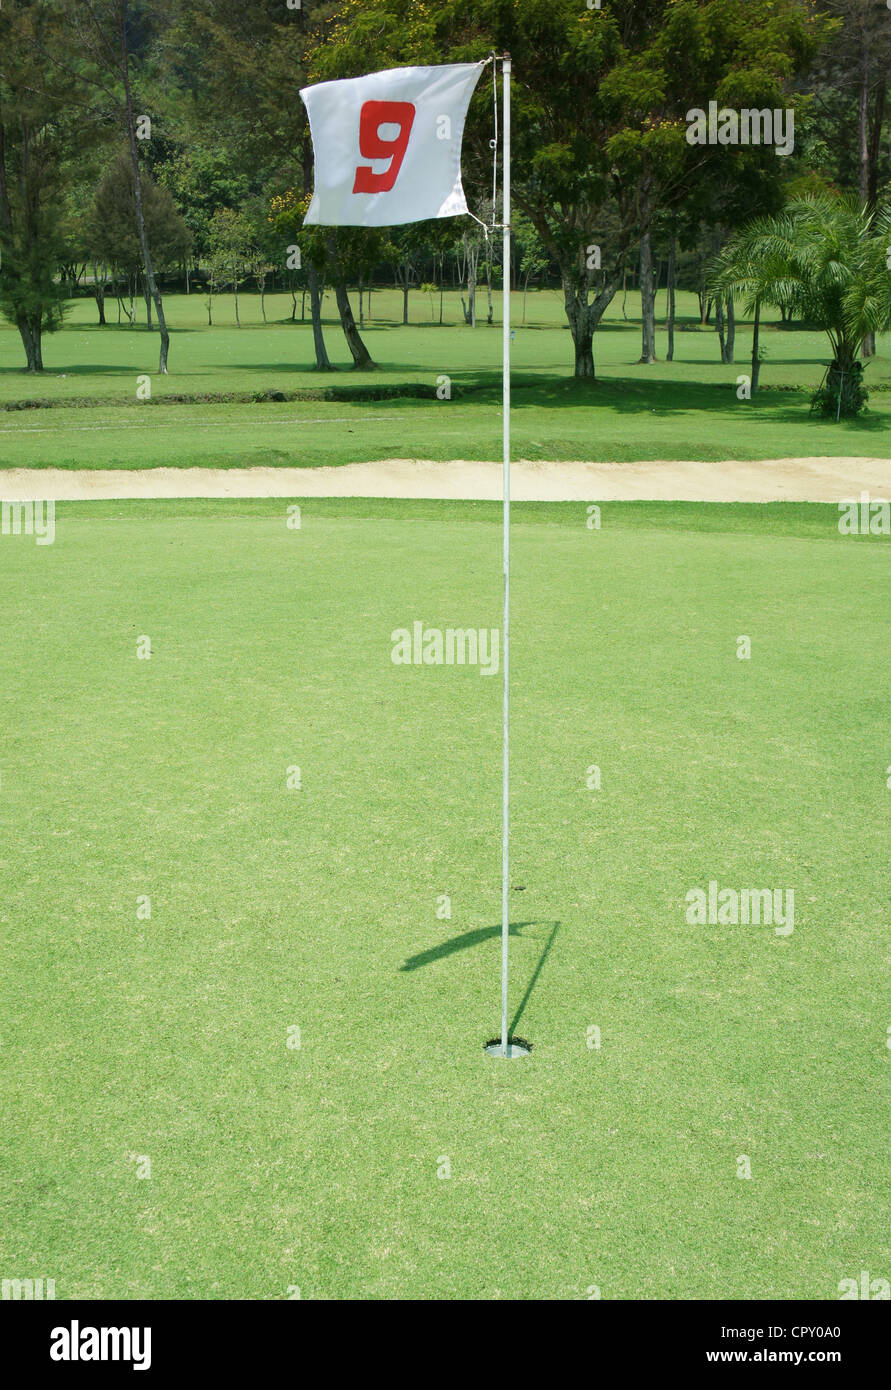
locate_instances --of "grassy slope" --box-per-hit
[1,500,887,1299]
[0,290,888,468]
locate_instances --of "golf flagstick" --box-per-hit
[486,56,527,1060]
[502,55,511,1054]
[299,53,527,1058]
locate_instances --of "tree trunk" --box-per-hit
[751,298,761,394]
[716,291,735,363]
[124,277,136,326]
[17,316,43,372]
[485,238,493,324]
[666,233,676,362]
[335,278,375,366]
[325,234,375,368]
[560,250,622,379]
[638,238,657,361]
[120,16,169,373]
[466,241,478,326]
[301,147,330,369]
[308,264,331,370]
[402,282,409,325]
[858,46,870,207]
[826,349,863,420]
[638,183,657,364]
[867,81,886,209]
[859,48,878,359]
[564,283,595,378]
[93,264,107,326]
[723,292,735,364]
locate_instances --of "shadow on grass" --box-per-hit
[0,362,186,379]
[432,373,891,428]
[63,324,202,334]
[3,355,884,429]
[509,920,560,1034]
[311,371,808,416]
[401,919,560,1034]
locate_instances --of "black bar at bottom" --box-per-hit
[2,1297,885,1375]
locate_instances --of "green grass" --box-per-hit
[1,289,889,468]
[1,500,888,1299]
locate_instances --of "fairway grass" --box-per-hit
[1,290,889,469]
[1,500,888,1299]
[2,386,891,473]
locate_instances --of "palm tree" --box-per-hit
[711,218,796,395]
[711,196,891,416]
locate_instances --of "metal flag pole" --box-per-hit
[486,55,528,1061]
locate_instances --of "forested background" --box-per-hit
[0,0,889,392]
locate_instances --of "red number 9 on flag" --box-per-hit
[352,100,416,194]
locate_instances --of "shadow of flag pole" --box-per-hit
[485,56,529,1061]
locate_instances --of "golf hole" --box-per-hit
[484,1036,532,1059]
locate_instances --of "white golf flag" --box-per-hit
[300,62,485,227]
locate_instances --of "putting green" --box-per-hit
[0,500,887,1299]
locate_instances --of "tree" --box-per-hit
[323,231,380,368]
[422,218,461,324]
[637,175,659,363]
[388,225,426,325]
[458,224,484,328]
[808,2,891,356]
[810,2,891,208]
[603,0,824,368]
[316,0,822,378]
[161,0,342,368]
[269,188,331,368]
[713,195,891,416]
[207,207,253,326]
[63,169,115,325]
[0,0,79,371]
[299,214,383,368]
[155,144,251,268]
[65,1,175,371]
[251,248,273,325]
[512,213,549,324]
[711,230,784,393]
[88,149,190,325]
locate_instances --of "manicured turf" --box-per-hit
[1,500,887,1298]
[1,290,889,468]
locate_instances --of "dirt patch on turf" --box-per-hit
[0,456,888,502]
